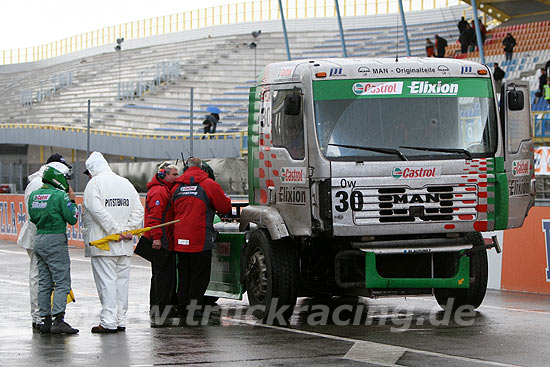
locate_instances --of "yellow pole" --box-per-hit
[211,7,214,25]
[125,23,128,39]
[2,50,4,65]
[131,22,134,39]
[228,4,230,24]
[163,16,166,33]
[235,3,238,23]
[286,0,289,18]
[150,18,153,35]
[184,12,186,30]
[17,48,20,63]
[295,0,298,18]
[305,0,307,17]
[252,2,254,22]
[314,0,317,17]
[25,48,27,63]
[270,0,272,20]
[220,5,222,24]
[344,0,346,17]
[244,2,246,22]
[324,0,327,17]
[260,0,263,20]
[156,16,159,34]
[191,11,193,28]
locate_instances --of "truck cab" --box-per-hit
[212,58,535,321]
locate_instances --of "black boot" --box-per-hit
[40,315,52,334]
[50,313,79,334]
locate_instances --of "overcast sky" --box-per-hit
[0,0,237,50]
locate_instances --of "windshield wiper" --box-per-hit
[399,146,472,159]
[329,143,408,161]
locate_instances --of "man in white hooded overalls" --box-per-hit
[82,152,144,333]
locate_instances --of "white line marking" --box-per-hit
[0,249,150,269]
[414,296,550,316]
[225,318,521,367]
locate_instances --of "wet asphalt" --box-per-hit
[1,239,549,367]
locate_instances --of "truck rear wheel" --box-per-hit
[245,229,298,321]
[434,232,488,311]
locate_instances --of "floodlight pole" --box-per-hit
[190,87,194,157]
[397,0,411,56]
[334,0,348,58]
[471,0,486,64]
[278,0,291,61]
[86,99,91,157]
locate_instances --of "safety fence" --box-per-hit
[1,0,460,65]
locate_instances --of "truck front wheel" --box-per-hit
[245,229,298,321]
[434,232,488,311]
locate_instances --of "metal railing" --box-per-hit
[1,0,460,65]
[533,111,550,140]
[0,123,248,154]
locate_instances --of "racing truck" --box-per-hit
[206,57,535,320]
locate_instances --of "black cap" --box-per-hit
[46,153,72,169]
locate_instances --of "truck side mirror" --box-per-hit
[284,94,301,115]
[508,90,524,111]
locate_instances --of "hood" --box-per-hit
[146,174,173,190]
[176,166,209,185]
[28,165,46,182]
[85,151,112,177]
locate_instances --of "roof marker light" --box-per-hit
[478,69,488,75]
[315,72,327,78]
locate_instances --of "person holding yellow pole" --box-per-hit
[82,152,144,333]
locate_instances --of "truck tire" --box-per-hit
[245,229,298,321]
[434,232,488,311]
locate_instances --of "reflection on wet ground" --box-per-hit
[1,241,549,366]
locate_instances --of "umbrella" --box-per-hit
[206,106,221,114]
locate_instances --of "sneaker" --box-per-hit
[32,322,42,331]
[91,325,118,333]
[40,316,52,334]
[50,318,79,334]
[117,326,126,332]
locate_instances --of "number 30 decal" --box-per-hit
[334,190,364,212]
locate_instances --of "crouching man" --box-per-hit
[28,162,79,334]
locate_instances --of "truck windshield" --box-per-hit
[313,77,497,160]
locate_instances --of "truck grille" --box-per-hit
[353,185,478,224]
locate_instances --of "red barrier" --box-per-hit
[502,206,550,295]
[0,194,146,249]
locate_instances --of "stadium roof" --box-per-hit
[462,0,550,25]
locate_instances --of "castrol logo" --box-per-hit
[512,160,530,177]
[392,166,441,179]
[353,81,403,96]
[280,167,307,184]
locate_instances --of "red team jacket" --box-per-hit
[171,167,232,253]
[144,174,174,249]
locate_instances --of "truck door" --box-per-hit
[502,80,535,228]
[269,86,312,236]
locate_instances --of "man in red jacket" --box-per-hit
[171,157,231,316]
[144,162,178,316]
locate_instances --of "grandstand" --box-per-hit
[0,0,549,191]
